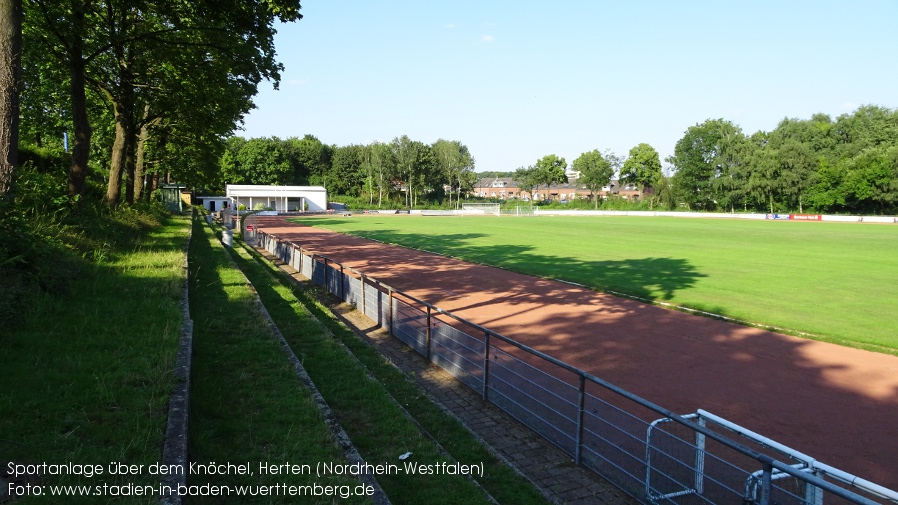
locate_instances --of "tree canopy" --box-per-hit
[666,107,898,214]
[17,0,302,207]
[572,149,613,209]
[620,143,662,209]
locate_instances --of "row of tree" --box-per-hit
[219,134,476,209]
[221,104,898,215]
[2,0,303,208]
[511,143,665,210]
[218,133,671,210]
[668,106,898,214]
[512,106,898,215]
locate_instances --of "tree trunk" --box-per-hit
[67,9,91,200]
[0,0,21,199]
[147,171,159,197]
[106,101,131,207]
[123,124,136,204]
[377,168,383,208]
[133,105,150,201]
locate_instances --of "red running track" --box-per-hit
[255,216,898,490]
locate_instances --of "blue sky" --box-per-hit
[240,1,898,173]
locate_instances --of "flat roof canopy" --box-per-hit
[225,185,328,212]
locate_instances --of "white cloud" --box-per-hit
[480,34,495,42]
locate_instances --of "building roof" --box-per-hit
[225,185,326,197]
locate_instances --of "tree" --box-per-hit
[222,137,293,186]
[513,165,538,201]
[0,0,22,199]
[391,135,432,208]
[26,0,94,199]
[329,144,364,196]
[572,149,613,209]
[777,139,817,213]
[620,143,662,209]
[433,139,474,209]
[842,145,898,213]
[668,119,744,210]
[26,0,303,205]
[368,141,393,207]
[288,134,332,186]
[746,141,781,213]
[532,154,567,201]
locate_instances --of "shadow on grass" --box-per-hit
[270,222,705,304]
[186,217,370,503]
[0,219,188,500]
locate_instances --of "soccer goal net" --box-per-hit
[510,205,534,216]
[461,203,501,216]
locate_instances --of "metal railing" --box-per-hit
[253,228,896,505]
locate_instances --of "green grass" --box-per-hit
[0,216,190,504]
[227,228,551,505]
[289,215,898,354]
[188,214,370,504]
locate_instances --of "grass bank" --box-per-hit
[187,214,369,504]
[226,224,551,505]
[0,215,190,504]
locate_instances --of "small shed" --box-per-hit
[196,196,232,212]
[160,184,188,213]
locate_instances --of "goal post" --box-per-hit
[461,203,501,216]
[512,205,534,216]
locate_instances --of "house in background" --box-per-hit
[225,185,328,212]
[471,177,644,203]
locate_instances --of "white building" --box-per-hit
[225,185,328,212]
[195,196,232,212]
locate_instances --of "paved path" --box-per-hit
[253,216,898,491]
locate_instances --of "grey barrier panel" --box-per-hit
[363,283,384,326]
[579,393,652,499]
[486,346,579,454]
[283,242,292,265]
[310,258,325,285]
[325,263,341,296]
[429,322,484,391]
[301,252,314,279]
[392,298,427,355]
[344,274,362,309]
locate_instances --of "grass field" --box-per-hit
[291,215,898,354]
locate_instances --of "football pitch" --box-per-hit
[291,215,898,354]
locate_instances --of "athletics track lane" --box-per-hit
[255,216,898,491]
